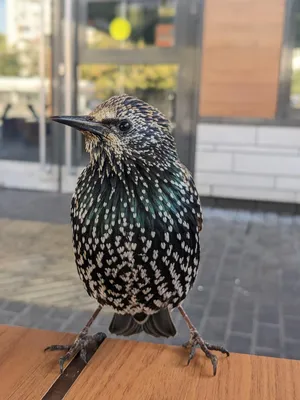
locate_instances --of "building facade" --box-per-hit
[6,0,51,47]
[0,0,300,208]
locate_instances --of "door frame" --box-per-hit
[58,0,203,193]
[0,0,60,192]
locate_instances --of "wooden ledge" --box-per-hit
[1,325,300,400]
[65,339,300,400]
[0,325,76,399]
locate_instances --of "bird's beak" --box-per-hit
[51,115,107,137]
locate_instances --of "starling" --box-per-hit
[45,94,229,375]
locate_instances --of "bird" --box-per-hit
[45,94,229,375]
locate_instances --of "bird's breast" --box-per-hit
[70,165,202,312]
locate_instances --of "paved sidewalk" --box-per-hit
[1,189,300,359]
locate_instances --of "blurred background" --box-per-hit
[0,0,300,361]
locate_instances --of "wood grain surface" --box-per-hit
[0,325,76,400]
[2,326,300,400]
[199,0,285,118]
[65,338,300,400]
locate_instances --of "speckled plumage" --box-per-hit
[47,94,229,376]
[70,95,203,320]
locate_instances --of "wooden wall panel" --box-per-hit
[199,0,286,118]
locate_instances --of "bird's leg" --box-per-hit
[178,305,229,376]
[44,305,106,374]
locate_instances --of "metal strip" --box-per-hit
[78,0,87,60]
[39,0,46,168]
[188,0,205,176]
[42,354,88,400]
[64,0,73,174]
[42,336,106,400]
[173,0,204,175]
[52,0,64,192]
[197,115,300,126]
[74,1,82,167]
[276,0,297,119]
[80,48,180,65]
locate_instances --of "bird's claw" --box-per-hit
[182,341,190,349]
[44,344,72,352]
[204,341,230,357]
[45,331,107,374]
[187,345,196,365]
[182,331,229,376]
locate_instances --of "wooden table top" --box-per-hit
[1,325,300,400]
[0,325,76,400]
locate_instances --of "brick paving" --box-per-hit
[1,189,300,359]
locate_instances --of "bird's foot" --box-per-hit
[44,330,106,374]
[182,330,230,376]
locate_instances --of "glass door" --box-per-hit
[0,0,59,191]
[61,0,201,193]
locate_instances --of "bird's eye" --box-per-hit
[118,120,131,132]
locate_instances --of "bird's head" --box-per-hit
[52,94,178,171]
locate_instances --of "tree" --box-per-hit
[0,34,5,50]
[0,34,21,76]
[80,31,177,100]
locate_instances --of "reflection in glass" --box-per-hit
[0,0,52,163]
[291,50,300,109]
[291,8,300,108]
[76,63,177,165]
[86,0,176,50]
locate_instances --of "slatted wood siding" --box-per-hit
[199,0,286,118]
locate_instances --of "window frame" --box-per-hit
[197,0,300,126]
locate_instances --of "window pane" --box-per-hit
[0,0,53,163]
[290,5,300,108]
[85,0,176,50]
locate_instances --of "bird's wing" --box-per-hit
[178,162,203,232]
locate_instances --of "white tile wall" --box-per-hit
[257,126,300,148]
[195,123,300,204]
[197,124,256,145]
[195,172,274,188]
[194,151,233,172]
[196,184,211,196]
[214,144,299,156]
[234,154,300,176]
[196,144,215,152]
[211,186,296,203]
[275,177,300,190]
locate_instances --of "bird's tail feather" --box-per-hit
[108,314,143,336]
[109,309,176,338]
